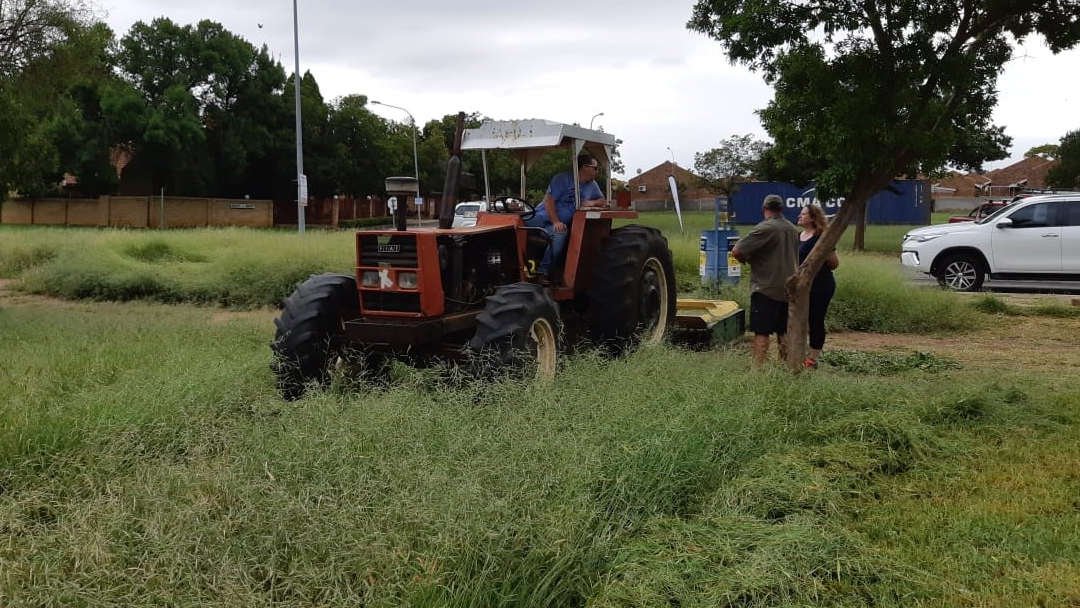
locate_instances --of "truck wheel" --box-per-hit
[936,254,985,292]
[271,273,375,400]
[469,283,561,380]
[586,225,677,354]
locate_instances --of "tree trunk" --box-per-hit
[853,205,866,251]
[784,192,869,371]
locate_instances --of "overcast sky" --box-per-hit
[100,0,1079,179]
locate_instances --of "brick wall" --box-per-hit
[0,197,274,228]
[32,200,67,224]
[68,198,106,226]
[109,197,150,227]
[0,200,33,224]
[208,199,274,227]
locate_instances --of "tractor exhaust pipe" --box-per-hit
[384,176,418,232]
[438,112,466,230]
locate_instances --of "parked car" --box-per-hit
[902,194,1080,291]
[451,201,488,228]
[948,201,1008,223]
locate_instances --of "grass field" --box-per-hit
[2,217,1078,606]
[0,214,963,334]
[2,283,1078,606]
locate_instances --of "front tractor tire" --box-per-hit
[271,273,374,400]
[469,283,561,380]
[586,225,677,354]
[936,253,986,292]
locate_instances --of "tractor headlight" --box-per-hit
[361,271,380,287]
[398,271,418,289]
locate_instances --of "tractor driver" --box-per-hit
[525,153,608,282]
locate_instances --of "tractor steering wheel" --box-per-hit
[491,196,536,222]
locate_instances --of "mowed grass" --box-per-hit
[2,297,1079,606]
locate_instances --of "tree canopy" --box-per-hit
[2,9,620,202]
[688,0,1080,369]
[693,134,769,196]
[0,0,111,195]
[1025,143,1059,159]
[1045,129,1080,188]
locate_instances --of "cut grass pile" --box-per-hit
[970,294,1080,319]
[1,220,967,334]
[2,301,1078,606]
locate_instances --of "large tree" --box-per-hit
[0,0,94,78]
[0,0,110,195]
[324,94,403,198]
[689,0,1080,370]
[693,133,770,198]
[110,18,291,197]
[1045,129,1080,188]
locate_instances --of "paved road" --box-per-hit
[908,271,1080,295]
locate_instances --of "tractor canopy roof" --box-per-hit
[461,119,616,170]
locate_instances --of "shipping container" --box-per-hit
[729,180,930,225]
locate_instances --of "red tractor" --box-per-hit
[271,117,676,399]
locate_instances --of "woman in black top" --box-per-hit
[797,205,840,368]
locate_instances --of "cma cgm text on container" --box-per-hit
[729,180,931,225]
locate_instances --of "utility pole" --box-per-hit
[292,0,306,234]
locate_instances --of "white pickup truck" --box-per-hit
[451,200,489,228]
[901,194,1080,290]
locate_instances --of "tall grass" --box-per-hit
[2,221,966,333]
[622,210,921,256]
[2,301,1077,606]
[1,226,354,308]
[629,213,968,333]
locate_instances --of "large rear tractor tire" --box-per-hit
[271,273,380,400]
[468,283,561,380]
[586,225,677,354]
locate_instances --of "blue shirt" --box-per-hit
[534,172,603,225]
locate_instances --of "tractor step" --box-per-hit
[672,299,745,348]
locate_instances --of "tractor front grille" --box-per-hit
[361,291,421,313]
[358,234,418,268]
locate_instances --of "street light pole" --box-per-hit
[666,146,675,166]
[292,0,305,234]
[372,100,420,224]
[589,112,604,129]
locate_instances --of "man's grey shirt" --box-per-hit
[735,215,799,301]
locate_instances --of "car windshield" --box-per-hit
[456,204,480,217]
[974,203,1013,225]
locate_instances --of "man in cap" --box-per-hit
[731,194,800,365]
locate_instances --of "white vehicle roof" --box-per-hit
[1013,193,1079,203]
[461,119,616,167]
[459,118,617,204]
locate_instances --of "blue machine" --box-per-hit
[699,196,740,287]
